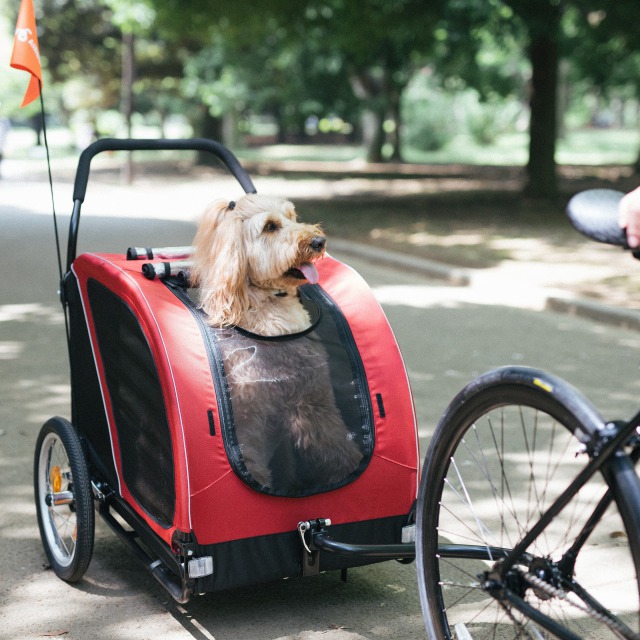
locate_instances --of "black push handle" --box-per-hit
[73,137,256,202]
[566,189,628,248]
[67,137,257,271]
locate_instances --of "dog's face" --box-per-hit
[241,200,326,290]
[192,194,326,330]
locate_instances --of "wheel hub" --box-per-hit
[480,556,562,602]
[528,557,560,601]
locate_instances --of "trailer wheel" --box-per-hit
[34,417,95,582]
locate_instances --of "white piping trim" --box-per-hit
[75,254,192,530]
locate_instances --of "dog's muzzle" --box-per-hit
[284,236,325,283]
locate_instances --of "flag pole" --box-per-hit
[37,80,70,342]
[37,82,63,284]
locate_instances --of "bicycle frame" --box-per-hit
[437,414,640,640]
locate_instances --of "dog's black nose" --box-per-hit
[311,236,326,252]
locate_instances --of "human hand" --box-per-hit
[619,186,640,249]
[618,187,640,249]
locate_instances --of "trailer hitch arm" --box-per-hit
[297,518,416,577]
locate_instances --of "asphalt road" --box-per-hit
[2,172,640,640]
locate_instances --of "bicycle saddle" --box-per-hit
[566,188,628,248]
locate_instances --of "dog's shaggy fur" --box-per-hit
[214,328,364,490]
[191,194,327,337]
[191,194,364,491]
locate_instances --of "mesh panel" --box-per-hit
[88,279,175,527]
[207,285,374,497]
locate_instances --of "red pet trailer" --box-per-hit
[34,139,420,602]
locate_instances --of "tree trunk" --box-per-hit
[197,108,224,165]
[363,108,386,163]
[121,31,135,184]
[272,105,287,144]
[525,32,559,197]
[351,71,386,163]
[389,85,403,162]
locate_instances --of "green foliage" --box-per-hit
[2,0,640,185]
[402,72,457,152]
[100,0,155,34]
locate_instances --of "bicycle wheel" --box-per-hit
[417,366,640,639]
[34,416,95,582]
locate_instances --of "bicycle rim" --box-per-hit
[34,417,94,582]
[36,430,79,568]
[418,384,640,639]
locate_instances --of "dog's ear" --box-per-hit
[192,201,249,327]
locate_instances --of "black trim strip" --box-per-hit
[376,393,386,418]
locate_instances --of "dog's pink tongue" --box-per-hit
[299,262,319,284]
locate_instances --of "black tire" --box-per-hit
[417,366,640,639]
[34,416,95,582]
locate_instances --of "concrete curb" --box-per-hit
[329,239,471,286]
[546,296,640,331]
[333,238,640,331]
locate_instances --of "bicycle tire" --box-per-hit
[34,416,95,582]
[417,366,640,639]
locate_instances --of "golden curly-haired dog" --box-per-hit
[191,193,327,336]
[190,193,364,491]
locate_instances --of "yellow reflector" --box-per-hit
[533,378,553,393]
[50,465,62,493]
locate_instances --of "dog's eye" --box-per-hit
[263,220,279,233]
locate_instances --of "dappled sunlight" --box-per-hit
[0,455,29,468]
[22,381,71,425]
[0,303,63,324]
[0,533,191,640]
[2,525,38,541]
[3,498,36,518]
[472,253,634,312]
[372,278,555,310]
[99,611,191,640]
[1,573,109,640]
[373,283,470,308]
[609,389,640,409]
[1,482,34,499]
[29,547,194,638]
[3,378,71,431]
[371,226,487,247]
[0,490,33,534]
[0,341,24,360]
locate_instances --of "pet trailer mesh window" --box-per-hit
[88,279,176,527]
[173,283,375,497]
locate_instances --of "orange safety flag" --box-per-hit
[10,0,42,107]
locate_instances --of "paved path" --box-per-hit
[2,166,640,640]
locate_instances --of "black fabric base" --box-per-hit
[193,514,409,593]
